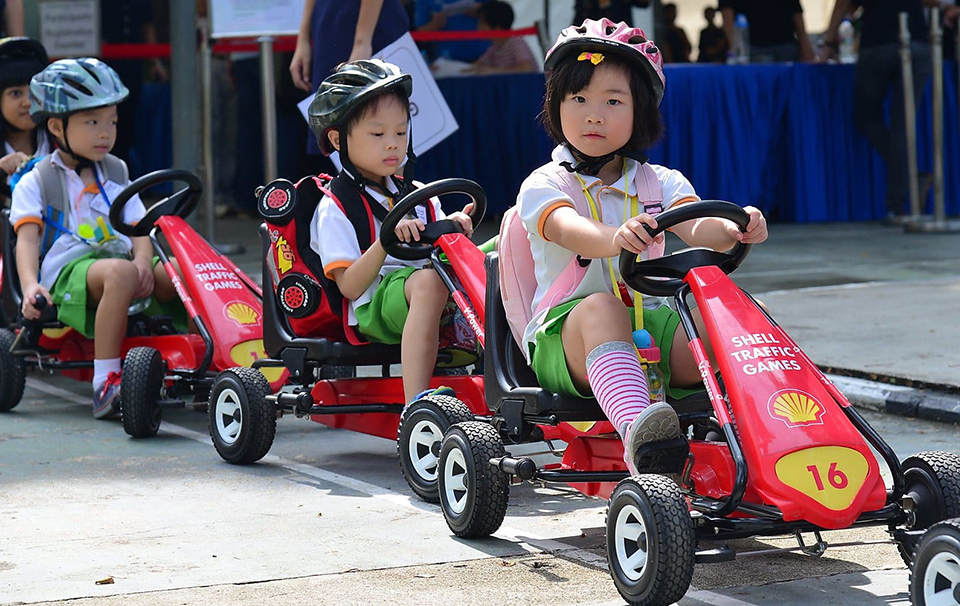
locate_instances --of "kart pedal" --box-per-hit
[695,546,736,563]
[632,436,690,474]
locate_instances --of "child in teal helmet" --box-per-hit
[0,37,49,192]
[10,58,181,418]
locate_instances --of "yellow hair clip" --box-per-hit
[577,52,604,65]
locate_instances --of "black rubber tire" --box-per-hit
[898,451,960,566]
[121,347,164,438]
[318,365,356,380]
[438,421,508,538]
[606,475,696,606]
[397,394,474,503]
[0,328,25,412]
[208,367,276,464]
[909,517,960,606]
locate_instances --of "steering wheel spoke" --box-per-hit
[109,169,202,237]
[619,201,751,296]
[379,178,486,261]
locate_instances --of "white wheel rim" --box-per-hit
[443,446,469,515]
[408,419,443,482]
[215,387,243,445]
[615,502,649,582]
[923,550,960,605]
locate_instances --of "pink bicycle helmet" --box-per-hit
[544,18,665,107]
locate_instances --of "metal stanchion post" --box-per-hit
[201,21,215,245]
[259,36,278,184]
[906,7,960,232]
[899,13,922,221]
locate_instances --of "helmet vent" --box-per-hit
[574,26,586,34]
[80,63,102,84]
[628,35,646,44]
[62,77,91,96]
[646,46,659,54]
[605,25,617,35]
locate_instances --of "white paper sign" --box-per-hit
[40,1,99,58]
[210,0,305,38]
[297,33,458,156]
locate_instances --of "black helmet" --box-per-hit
[308,59,412,156]
[0,37,48,91]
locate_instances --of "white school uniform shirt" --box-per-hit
[9,149,147,290]
[310,175,446,326]
[516,145,700,361]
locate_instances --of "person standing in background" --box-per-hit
[824,0,933,220]
[100,0,168,176]
[1,0,23,36]
[720,0,816,63]
[573,0,651,26]
[660,3,691,63]
[698,7,728,63]
[289,0,410,157]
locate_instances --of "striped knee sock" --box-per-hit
[585,341,651,434]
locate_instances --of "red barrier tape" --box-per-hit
[99,27,537,60]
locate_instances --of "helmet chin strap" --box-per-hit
[560,144,648,176]
[58,115,95,173]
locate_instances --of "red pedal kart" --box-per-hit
[436,202,960,606]
[207,177,491,503]
[0,169,284,436]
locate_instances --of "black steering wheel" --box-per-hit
[109,169,202,237]
[379,178,486,260]
[618,201,752,297]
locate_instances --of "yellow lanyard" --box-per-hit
[574,163,644,331]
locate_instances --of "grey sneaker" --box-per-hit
[622,402,681,475]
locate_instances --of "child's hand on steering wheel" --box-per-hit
[132,257,155,299]
[728,206,767,245]
[446,202,475,238]
[614,213,663,255]
[395,217,426,243]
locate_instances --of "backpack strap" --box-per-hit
[34,155,69,258]
[100,153,129,186]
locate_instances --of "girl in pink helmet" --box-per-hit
[515,19,768,473]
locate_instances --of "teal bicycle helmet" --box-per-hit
[29,57,128,123]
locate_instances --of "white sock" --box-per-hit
[92,358,121,391]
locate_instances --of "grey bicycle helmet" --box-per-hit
[29,57,129,123]
[308,59,412,156]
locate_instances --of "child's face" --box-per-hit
[1,85,35,132]
[51,105,117,162]
[559,64,634,159]
[341,95,408,183]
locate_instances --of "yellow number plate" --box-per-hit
[774,446,869,511]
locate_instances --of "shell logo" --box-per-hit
[225,302,260,326]
[767,389,827,428]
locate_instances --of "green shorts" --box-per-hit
[354,266,418,345]
[51,253,188,339]
[529,298,701,401]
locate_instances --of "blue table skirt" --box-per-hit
[135,63,960,222]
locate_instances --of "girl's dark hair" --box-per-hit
[541,54,662,153]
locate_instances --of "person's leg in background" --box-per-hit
[229,55,262,216]
[888,42,932,216]
[211,54,238,212]
[854,45,902,216]
[108,60,144,177]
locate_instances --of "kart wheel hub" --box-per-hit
[233,409,242,422]
[431,442,441,457]
[954,583,959,602]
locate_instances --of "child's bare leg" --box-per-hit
[152,258,180,302]
[86,259,139,359]
[559,292,633,393]
[667,308,721,390]
[401,268,448,403]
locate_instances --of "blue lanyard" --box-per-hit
[44,165,114,243]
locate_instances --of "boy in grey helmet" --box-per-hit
[10,58,180,418]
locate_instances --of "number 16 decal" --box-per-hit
[806,462,849,491]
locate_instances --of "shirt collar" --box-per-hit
[551,144,638,196]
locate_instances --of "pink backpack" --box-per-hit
[498,162,665,349]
